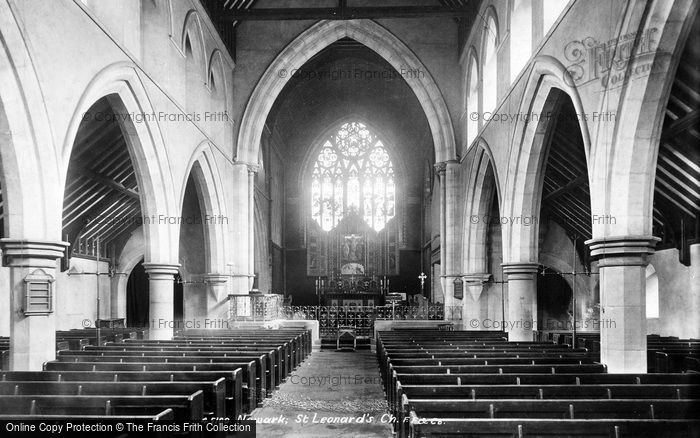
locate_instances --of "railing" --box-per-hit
[227,296,462,338]
[227,294,284,322]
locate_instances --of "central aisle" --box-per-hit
[250,350,393,437]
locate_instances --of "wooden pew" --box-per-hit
[401,398,700,438]
[656,351,700,373]
[389,372,700,427]
[0,379,226,418]
[0,391,205,422]
[130,340,290,378]
[404,398,700,419]
[410,418,700,437]
[378,330,700,438]
[1,370,243,418]
[175,328,312,364]
[68,347,277,395]
[386,363,607,410]
[684,356,700,373]
[397,383,700,400]
[43,360,257,412]
[175,336,305,372]
[92,343,282,389]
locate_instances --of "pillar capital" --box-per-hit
[204,273,229,284]
[433,159,458,175]
[434,161,447,175]
[233,161,259,175]
[462,273,491,285]
[585,235,660,267]
[501,262,539,279]
[0,238,69,268]
[462,273,491,303]
[142,263,180,278]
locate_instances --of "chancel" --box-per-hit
[0,0,698,436]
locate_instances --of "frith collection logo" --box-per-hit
[564,27,662,88]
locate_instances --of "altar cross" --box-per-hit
[418,272,427,295]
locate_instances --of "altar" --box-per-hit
[318,274,386,306]
[322,291,384,307]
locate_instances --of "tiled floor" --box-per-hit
[249,350,393,437]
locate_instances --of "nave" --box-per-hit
[1,327,699,437]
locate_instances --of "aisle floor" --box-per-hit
[249,350,394,437]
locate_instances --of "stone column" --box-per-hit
[689,244,700,339]
[463,273,491,326]
[434,162,447,309]
[110,272,128,320]
[0,239,68,370]
[502,262,539,341]
[205,274,230,321]
[143,263,179,340]
[443,160,461,318]
[247,165,257,291]
[586,236,659,373]
[231,163,252,294]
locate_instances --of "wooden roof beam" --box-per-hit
[218,6,471,21]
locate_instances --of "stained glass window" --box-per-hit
[311,122,395,232]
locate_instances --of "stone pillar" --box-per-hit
[443,160,461,318]
[587,236,659,373]
[231,163,252,294]
[690,244,700,339]
[143,263,179,340]
[1,239,68,370]
[247,166,257,291]
[110,272,128,320]
[434,162,447,309]
[205,274,230,321]
[463,273,491,326]
[502,262,539,341]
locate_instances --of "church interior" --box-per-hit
[0,0,699,436]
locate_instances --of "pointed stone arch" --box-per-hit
[181,9,208,78]
[236,19,456,166]
[462,140,501,275]
[179,142,229,275]
[589,0,700,238]
[0,1,61,239]
[502,56,591,264]
[61,62,178,264]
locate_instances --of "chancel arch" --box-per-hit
[236,19,456,167]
